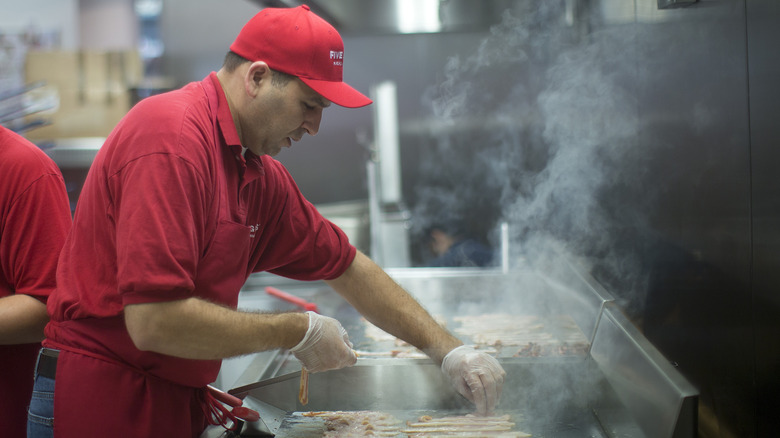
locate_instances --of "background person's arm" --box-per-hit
[0,163,71,345]
[0,295,48,344]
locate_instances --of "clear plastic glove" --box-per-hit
[289,311,357,373]
[441,345,506,415]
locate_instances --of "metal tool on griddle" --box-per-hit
[229,370,305,436]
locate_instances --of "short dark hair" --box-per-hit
[222,51,295,88]
[222,51,249,73]
[270,69,294,88]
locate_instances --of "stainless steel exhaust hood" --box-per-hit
[249,0,517,34]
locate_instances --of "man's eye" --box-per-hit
[304,103,315,110]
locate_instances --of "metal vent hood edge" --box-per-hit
[246,0,515,35]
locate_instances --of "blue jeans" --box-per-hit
[27,352,55,438]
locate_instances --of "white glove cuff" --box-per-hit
[442,345,472,368]
[289,311,314,352]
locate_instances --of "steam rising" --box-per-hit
[413,1,657,308]
[410,0,675,425]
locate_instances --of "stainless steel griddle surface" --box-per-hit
[272,409,620,438]
[229,268,694,437]
[231,359,641,437]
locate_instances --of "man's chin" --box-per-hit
[267,146,284,157]
[272,140,292,156]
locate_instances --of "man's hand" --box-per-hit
[290,311,357,372]
[441,345,506,415]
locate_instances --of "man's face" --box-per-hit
[242,75,330,157]
[429,228,455,256]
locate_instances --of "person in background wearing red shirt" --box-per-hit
[0,126,72,438]
[28,6,505,438]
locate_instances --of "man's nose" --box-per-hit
[302,108,323,136]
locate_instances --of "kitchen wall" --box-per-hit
[587,1,779,435]
[78,0,138,49]
[589,3,755,435]
[0,0,80,48]
[486,1,776,436]
[745,0,780,435]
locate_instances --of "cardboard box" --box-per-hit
[24,50,143,140]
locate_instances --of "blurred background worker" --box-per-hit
[427,222,496,268]
[0,125,72,438]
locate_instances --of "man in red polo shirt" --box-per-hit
[0,126,72,438]
[29,6,504,437]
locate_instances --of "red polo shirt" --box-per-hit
[0,126,71,438]
[44,73,355,437]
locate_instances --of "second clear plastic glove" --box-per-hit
[289,311,357,373]
[441,345,506,415]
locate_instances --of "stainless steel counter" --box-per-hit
[210,256,696,437]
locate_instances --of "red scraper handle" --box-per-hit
[206,385,260,423]
[207,385,243,408]
[265,286,319,313]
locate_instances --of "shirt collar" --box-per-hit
[207,72,241,149]
[205,72,265,176]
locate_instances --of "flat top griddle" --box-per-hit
[228,359,641,438]
[225,268,694,438]
[271,409,626,438]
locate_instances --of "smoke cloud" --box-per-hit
[412,1,662,311]
[408,1,686,427]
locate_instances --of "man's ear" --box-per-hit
[244,61,271,97]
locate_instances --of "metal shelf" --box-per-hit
[41,137,104,168]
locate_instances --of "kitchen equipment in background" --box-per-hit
[0,81,58,134]
[368,81,411,268]
[40,136,104,213]
[248,0,515,35]
[658,0,698,9]
[23,49,142,141]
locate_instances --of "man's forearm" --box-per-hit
[124,297,309,360]
[0,294,49,344]
[326,251,462,364]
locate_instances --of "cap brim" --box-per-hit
[300,77,373,108]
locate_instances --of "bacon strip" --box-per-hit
[299,410,402,436]
[409,414,513,424]
[402,414,530,436]
[298,367,309,405]
[297,411,531,437]
[406,433,530,437]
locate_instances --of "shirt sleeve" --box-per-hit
[251,160,356,281]
[1,174,71,302]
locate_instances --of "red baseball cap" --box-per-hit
[230,5,372,108]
